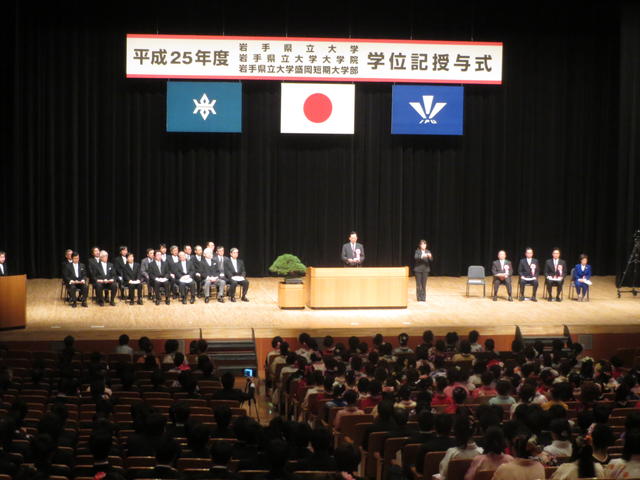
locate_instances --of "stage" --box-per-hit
[3,276,639,343]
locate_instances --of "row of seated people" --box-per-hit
[61,243,249,307]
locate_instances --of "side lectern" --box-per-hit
[0,274,27,330]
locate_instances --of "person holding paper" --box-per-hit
[341,232,365,267]
[517,247,540,301]
[572,254,592,302]
[491,250,513,301]
[94,250,118,306]
[62,252,88,308]
[414,239,433,302]
[201,247,223,303]
[87,246,102,284]
[172,251,196,304]
[225,247,249,302]
[122,252,143,305]
[544,248,567,302]
[148,250,171,305]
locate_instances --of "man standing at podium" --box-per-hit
[341,232,365,267]
[0,251,7,276]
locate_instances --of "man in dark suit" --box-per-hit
[148,251,172,305]
[87,246,102,283]
[191,245,205,297]
[171,252,196,304]
[61,249,73,275]
[491,250,513,301]
[544,248,567,302]
[213,246,228,303]
[518,247,540,301]
[341,231,365,266]
[62,252,88,308]
[113,245,129,299]
[122,253,144,305]
[167,245,181,298]
[0,251,7,276]
[225,248,249,302]
[414,239,433,302]
[94,250,118,306]
[140,248,155,299]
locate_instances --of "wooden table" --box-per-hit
[306,267,408,308]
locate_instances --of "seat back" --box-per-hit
[423,451,447,479]
[467,266,485,280]
[339,414,374,437]
[365,431,389,478]
[446,458,473,480]
[473,469,495,480]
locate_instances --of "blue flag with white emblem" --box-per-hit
[166,81,242,132]
[391,85,463,135]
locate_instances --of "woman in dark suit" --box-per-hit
[414,239,433,302]
[573,253,592,301]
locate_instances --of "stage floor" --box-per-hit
[2,276,639,342]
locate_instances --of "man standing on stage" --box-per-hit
[341,232,365,267]
[492,250,513,302]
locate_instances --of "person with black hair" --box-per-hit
[591,424,615,465]
[114,334,133,356]
[393,333,414,355]
[127,413,167,457]
[334,444,361,480]
[264,438,290,480]
[296,427,337,471]
[231,417,262,465]
[135,436,183,480]
[472,371,498,399]
[468,330,483,353]
[606,430,640,478]
[362,399,397,450]
[167,401,190,437]
[551,435,605,479]
[416,415,456,474]
[464,426,513,480]
[185,423,211,459]
[438,415,483,479]
[333,390,364,430]
[190,440,237,480]
[211,406,235,439]
[452,340,475,363]
[543,419,573,458]
[211,372,250,403]
[73,429,121,478]
[492,431,545,480]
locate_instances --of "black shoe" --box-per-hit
[110,300,116,306]
[137,299,143,305]
[548,297,553,302]
[508,296,513,302]
[71,302,77,308]
[130,300,135,306]
[156,299,160,305]
[230,297,236,302]
[81,301,88,307]
[190,297,195,304]
[531,297,537,302]
[205,296,210,303]
[218,297,224,303]
[519,296,524,301]
[492,296,497,301]
[556,297,562,302]
[98,300,105,307]
[182,297,187,304]
[241,296,249,302]
[165,298,170,305]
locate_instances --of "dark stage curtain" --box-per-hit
[1,2,628,278]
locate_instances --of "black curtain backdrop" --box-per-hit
[2,1,633,279]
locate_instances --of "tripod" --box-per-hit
[244,377,260,421]
[617,230,640,298]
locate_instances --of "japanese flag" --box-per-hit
[280,83,355,134]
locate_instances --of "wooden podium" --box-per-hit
[0,274,27,330]
[306,267,408,308]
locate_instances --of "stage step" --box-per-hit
[206,338,258,376]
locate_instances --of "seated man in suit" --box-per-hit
[202,248,222,303]
[167,245,181,298]
[148,250,171,305]
[62,252,88,308]
[140,248,155,299]
[341,231,365,267]
[191,245,204,297]
[544,248,567,302]
[61,249,73,273]
[94,250,118,306]
[183,244,193,261]
[518,247,540,302]
[87,246,102,284]
[114,246,129,300]
[0,251,7,277]
[491,250,513,301]
[225,248,249,302]
[122,252,144,305]
[158,243,168,262]
[171,251,196,304]
[213,246,228,303]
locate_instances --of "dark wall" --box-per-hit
[2,1,632,278]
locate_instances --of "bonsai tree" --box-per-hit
[269,254,306,283]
